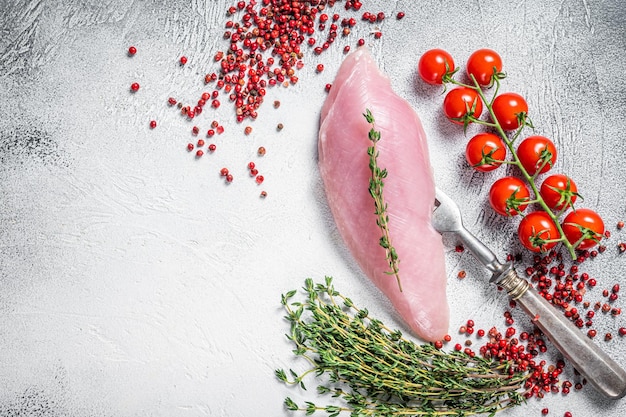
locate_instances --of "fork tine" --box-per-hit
[431,187,463,233]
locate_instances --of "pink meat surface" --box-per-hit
[318,47,449,342]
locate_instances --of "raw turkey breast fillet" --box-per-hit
[318,47,449,342]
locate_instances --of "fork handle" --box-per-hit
[455,227,504,274]
[496,266,626,399]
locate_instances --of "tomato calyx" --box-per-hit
[526,225,560,252]
[451,98,482,132]
[514,111,534,132]
[544,183,581,213]
[486,67,507,88]
[471,147,503,169]
[501,189,531,216]
[440,62,459,90]
[533,146,555,176]
[563,221,603,249]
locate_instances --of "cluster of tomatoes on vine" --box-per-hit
[418,48,604,257]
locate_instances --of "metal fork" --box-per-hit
[433,187,626,400]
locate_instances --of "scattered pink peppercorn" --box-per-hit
[149,120,157,129]
[260,190,267,198]
[168,97,177,105]
[226,174,234,183]
[220,168,229,177]
[208,144,216,152]
[128,46,137,55]
[195,150,203,157]
[197,139,205,147]
[130,82,140,92]
[357,38,365,46]
[316,63,324,72]
[396,12,405,20]
[619,327,626,336]
[255,175,264,184]
[257,146,266,156]
[180,56,187,65]
[187,143,194,151]
[541,408,549,415]
[374,31,382,39]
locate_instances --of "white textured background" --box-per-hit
[1,1,625,416]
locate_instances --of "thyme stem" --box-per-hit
[363,109,402,292]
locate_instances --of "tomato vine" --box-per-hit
[419,49,605,259]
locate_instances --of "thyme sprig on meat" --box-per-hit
[364,109,402,292]
[276,277,530,417]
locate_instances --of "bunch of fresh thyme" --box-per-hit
[364,109,402,292]
[276,277,530,416]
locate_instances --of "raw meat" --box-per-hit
[318,47,449,342]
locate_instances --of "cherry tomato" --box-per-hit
[540,174,579,211]
[562,208,604,250]
[466,48,503,87]
[418,49,455,85]
[489,176,530,216]
[443,87,483,125]
[465,133,507,172]
[518,211,559,252]
[492,93,528,130]
[517,135,557,176]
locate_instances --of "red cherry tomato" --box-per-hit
[517,135,557,176]
[418,49,455,85]
[540,174,579,211]
[489,176,530,216]
[466,48,503,86]
[518,211,559,252]
[492,93,528,130]
[465,133,507,172]
[562,208,604,250]
[443,87,483,125]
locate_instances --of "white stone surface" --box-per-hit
[1,1,625,416]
